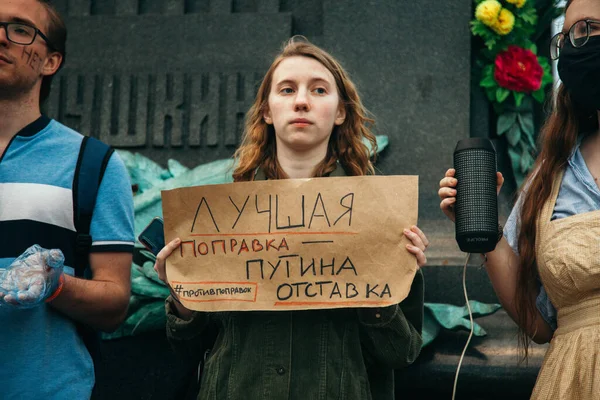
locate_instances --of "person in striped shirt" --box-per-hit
[0,1,135,398]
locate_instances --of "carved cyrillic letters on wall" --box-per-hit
[46,0,312,161]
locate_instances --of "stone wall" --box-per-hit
[46,1,472,238]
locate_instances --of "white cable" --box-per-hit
[451,252,474,400]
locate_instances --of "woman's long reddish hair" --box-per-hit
[232,38,377,182]
[515,0,599,358]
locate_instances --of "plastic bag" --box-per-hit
[118,151,171,194]
[421,301,502,347]
[0,245,65,308]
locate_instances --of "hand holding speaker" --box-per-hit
[439,138,506,253]
[439,169,504,222]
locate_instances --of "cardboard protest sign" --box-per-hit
[162,175,419,312]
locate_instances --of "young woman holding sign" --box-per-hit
[154,37,428,400]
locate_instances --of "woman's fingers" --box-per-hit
[439,169,457,216]
[406,244,427,268]
[443,169,503,193]
[439,168,503,222]
[439,176,458,190]
[154,238,182,283]
[439,169,458,223]
[440,196,456,222]
[157,238,182,260]
[496,172,505,195]
[438,186,457,199]
[404,226,428,268]
[404,226,429,250]
[404,229,424,252]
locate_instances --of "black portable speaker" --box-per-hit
[453,138,498,253]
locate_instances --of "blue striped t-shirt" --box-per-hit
[0,116,135,399]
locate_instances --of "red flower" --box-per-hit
[494,46,543,93]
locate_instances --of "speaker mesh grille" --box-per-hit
[454,148,497,234]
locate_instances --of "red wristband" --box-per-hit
[45,274,65,303]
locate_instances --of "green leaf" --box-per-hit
[529,44,538,54]
[541,74,554,86]
[538,58,554,88]
[506,123,521,146]
[513,92,525,107]
[522,39,535,50]
[480,74,497,88]
[496,87,510,103]
[508,147,521,176]
[482,64,494,79]
[507,146,528,187]
[521,7,538,25]
[485,37,498,50]
[518,112,534,136]
[515,168,527,187]
[538,56,551,69]
[497,112,517,135]
[471,20,499,46]
[532,88,545,103]
[471,20,489,37]
[485,87,496,102]
[523,14,537,25]
[525,130,537,149]
[520,147,535,174]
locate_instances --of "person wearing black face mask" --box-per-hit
[556,18,600,112]
[438,0,600,399]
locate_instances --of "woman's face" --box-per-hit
[265,56,346,154]
[564,0,600,33]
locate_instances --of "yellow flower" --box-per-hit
[491,8,515,35]
[506,0,526,8]
[475,0,502,27]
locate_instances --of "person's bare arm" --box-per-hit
[484,238,553,343]
[49,252,132,332]
[439,168,553,344]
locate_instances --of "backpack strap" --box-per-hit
[72,136,113,363]
[73,136,114,278]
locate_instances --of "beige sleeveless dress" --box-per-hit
[530,170,600,399]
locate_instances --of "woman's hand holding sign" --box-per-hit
[154,238,180,284]
[403,226,428,268]
[154,238,195,319]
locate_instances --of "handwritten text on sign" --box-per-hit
[161,176,419,311]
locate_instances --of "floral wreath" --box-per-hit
[471,0,562,185]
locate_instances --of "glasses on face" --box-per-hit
[550,19,600,60]
[0,22,54,49]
